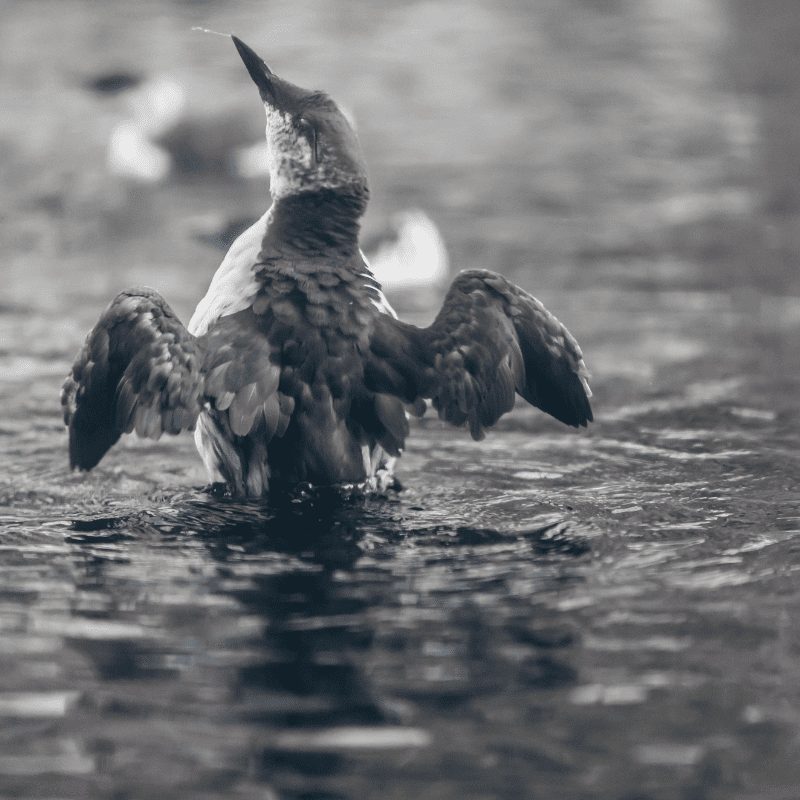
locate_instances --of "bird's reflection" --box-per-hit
[190,493,392,783]
[192,487,377,566]
[62,490,586,793]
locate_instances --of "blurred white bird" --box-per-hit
[106,75,186,182]
[363,209,450,310]
[96,70,258,183]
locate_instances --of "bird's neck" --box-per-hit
[263,187,368,258]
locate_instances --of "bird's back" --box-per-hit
[193,245,409,493]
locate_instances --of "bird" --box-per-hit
[363,208,450,313]
[61,37,593,498]
[85,71,143,97]
[89,67,259,183]
[365,209,449,293]
[102,73,186,182]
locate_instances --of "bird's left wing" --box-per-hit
[62,288,206,470]
[365,269,592,440]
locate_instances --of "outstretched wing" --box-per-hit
[365,269,592,440]
[61,288,205,470]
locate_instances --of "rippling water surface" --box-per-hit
[4,1,800,796]
[3,278,800,800]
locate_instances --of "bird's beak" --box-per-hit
[232,36,278,107]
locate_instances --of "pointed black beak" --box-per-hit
[232,36,277,106]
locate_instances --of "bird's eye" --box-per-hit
[297,117,318,162]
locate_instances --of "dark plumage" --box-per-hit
[62,37,593,497]
[86,72,142,96]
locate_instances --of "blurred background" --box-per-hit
[1,0,793,319]
[5,2,800,800]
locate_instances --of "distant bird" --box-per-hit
[365,209,450,294]
[104,74,186,182]
[363,209,450,313]
[91,68,258,183]
[86,71,143,97]
[62,37,592,497]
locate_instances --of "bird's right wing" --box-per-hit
[365,269,592,440]
[62,288,206,471]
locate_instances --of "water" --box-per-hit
[3,274,800,799]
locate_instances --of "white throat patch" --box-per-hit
[263,104,366,200]
[265,107,316,199]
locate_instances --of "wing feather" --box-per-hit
[262,394,282,441]
[61,288,205,470]
[365,269,592,439]
[200,310,284,440]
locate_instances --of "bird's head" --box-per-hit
[232,36,368,201]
